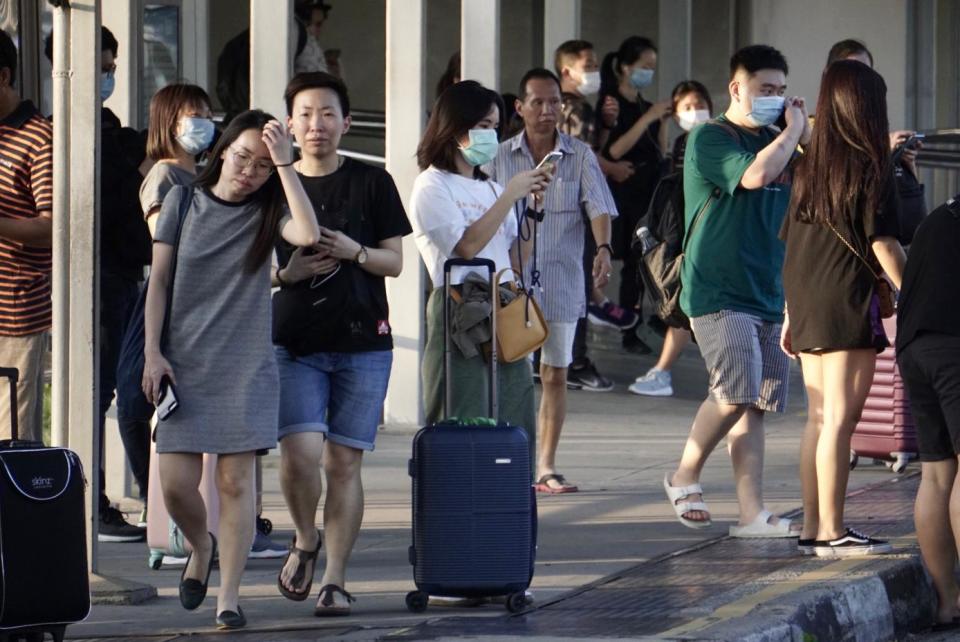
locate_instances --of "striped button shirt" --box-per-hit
[488,131,618,322]
[0,101,53,336]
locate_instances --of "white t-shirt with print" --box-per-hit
[409,166,518,288]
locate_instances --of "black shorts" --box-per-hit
[898,333,960,462]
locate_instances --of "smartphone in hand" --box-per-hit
[157,375,180,421]
[536,151,563,174]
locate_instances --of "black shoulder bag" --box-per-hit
[116,185,194,422]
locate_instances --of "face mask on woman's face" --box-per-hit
[745,95,785,128]
[176,117,216,155]
[458,128,499,167]
[677,109,710,132]
[629,67,654,90]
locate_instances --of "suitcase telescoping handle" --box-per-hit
[0,367,18,440]
[442,258,498,421]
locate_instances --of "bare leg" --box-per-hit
[536,363,569,487]
[278,433,324,593]
[158,453,213,584]
[654,327,691,372]
[916,458,960,623]
[798,353,824,540]
[727,408,767,524]
[670,399,748,522]
[214,451,256,615]
[318,442,365,604]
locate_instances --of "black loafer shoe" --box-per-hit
[216,606,246,630]
[179,532,217,611]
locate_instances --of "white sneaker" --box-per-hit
[629,369,673,397]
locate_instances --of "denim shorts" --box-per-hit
[276,347,393,451]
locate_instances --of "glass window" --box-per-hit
[141,3,180,125]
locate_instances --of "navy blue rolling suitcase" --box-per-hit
[0,368,90,642]
[405,258,536,614]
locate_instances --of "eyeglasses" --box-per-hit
[227,147,275,175]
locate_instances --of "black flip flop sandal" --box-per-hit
[277,529,322,602]
[314,583,356,617]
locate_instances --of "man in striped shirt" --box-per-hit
[488,68,617,494]
[0,30,53,442]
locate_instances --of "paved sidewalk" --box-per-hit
[70,324,931,641]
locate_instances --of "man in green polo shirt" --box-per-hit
[663,45,811,539]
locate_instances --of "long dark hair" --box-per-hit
[790,60,891,226]
[195,109,285,272]
[599,36,656,96]
[417,80,503,177]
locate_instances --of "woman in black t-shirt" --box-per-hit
[598,36,671,353]
[780,61,906,558]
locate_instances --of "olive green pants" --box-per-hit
[422,287,536,471]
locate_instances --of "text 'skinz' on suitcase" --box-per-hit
[0,367,90,642]
[405,258,536,615]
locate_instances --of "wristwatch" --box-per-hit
[353,245,368,265]
[596,243,614,257]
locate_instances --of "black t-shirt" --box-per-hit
[781,175,902,352]
[599,90,663,219]
[273,157,412,354]
[896,198,960,352]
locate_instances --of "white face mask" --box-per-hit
[576,70,601,96]
[677,109,710,131]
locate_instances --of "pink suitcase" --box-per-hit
[146,440,220,569]
[850,316,917,473]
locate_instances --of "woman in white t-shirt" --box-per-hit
[409,80,551,444]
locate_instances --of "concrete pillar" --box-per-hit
[461,0,499,89]
[543,0,580,69]
[67,0,103,573]
[384,0,427,427]
[657,0,691,101]
[250,0,293,120]
[102,0,139,128]
[181,0,210,89]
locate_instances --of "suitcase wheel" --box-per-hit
[505,591,529,613]
[405,590,428,613]
[149,550,164,570]
[849,450,858,470]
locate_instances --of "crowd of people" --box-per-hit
[1,8,959,631]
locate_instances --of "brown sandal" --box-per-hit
[314,583,356,617]
[277,529,322,602]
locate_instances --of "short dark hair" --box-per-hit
[295,0,331,23]
[518,68,561,101]
[284,71,350,117]
[729,44,788,80]
[417,80,503,176]
[826,39,873,67]
[0,29,17,85]
[671,80,713,114]
[553,39,593,76]
[43,26,119,64]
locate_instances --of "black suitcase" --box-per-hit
[0,368,90,642]
[405,258,536,614]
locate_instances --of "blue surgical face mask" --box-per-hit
[176,117,216,155]
[458,128,499,167]
[746,95,785,128]
[100,72,115,102]
[629,67,654,90]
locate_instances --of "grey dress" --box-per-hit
[153,185,287,454]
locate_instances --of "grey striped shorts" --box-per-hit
[690,310,790,413]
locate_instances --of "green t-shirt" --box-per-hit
[679,115,792,322]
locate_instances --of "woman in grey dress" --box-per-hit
[142,110,320,629]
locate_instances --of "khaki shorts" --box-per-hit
[0,332,48,441]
